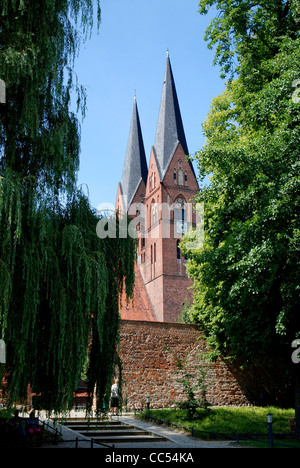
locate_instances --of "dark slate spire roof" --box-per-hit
[120,98,148,210]
[153,53,195,180]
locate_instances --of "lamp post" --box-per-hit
[267,413,273,448]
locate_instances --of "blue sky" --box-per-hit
[74,0,225,210]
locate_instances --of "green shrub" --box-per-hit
[142,406,295,436]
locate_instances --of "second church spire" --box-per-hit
[120,98,148,211]
[153,53,189,181]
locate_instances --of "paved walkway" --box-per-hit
[40,412,241,449]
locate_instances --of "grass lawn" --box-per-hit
[139,406,299,447]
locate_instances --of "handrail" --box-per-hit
[42,420,62,438]
[67,436,114,449]
[21,412,114,448]
[27,412,115,448]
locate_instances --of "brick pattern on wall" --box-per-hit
[119,320,250,410]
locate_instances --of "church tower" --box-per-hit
[116,97,148,215]
[117,53,199,323]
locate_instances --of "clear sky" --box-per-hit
[73,0,225,210]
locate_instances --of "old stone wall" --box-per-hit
[119,320,250,410]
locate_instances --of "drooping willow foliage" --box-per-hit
[0,1,136,413]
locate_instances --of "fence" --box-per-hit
[63,436,114,449]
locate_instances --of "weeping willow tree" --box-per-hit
[0,1,136,413]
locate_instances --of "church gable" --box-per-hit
[145,147,161,199]
[162,142,199,193]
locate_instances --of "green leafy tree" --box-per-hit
[177,298,193,323]
[0,1,135,413]
[199,0,299,80]
[182,0,300,432]
[166,348,210,420]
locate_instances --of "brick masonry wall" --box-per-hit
[162,274,194,323]
[119,320,251,410]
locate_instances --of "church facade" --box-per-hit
[116,53,199,323]
[109,55,289,411]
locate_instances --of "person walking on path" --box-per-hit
[110,379,119,416]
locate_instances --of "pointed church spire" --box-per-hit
[120,98,148,211]
[154,52,192,180]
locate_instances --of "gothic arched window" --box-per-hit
[177,240,181,259]
[178,168,183,185]
[152,204,156,225]
[174,197,186,221]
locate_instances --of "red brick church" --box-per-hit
[104,53,286,411]
[116,53,199,323]
[86,54,283,410]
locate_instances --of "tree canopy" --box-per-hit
[182,1,300,366]
[199,0,299,80]
[0,0,135,413]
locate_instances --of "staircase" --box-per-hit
[63,418,167,445]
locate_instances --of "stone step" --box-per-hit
[93,434,167,444]
[66,424,134,431]
[80,429,150,437]
[65,419,120,426]
[62,418,167,444]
